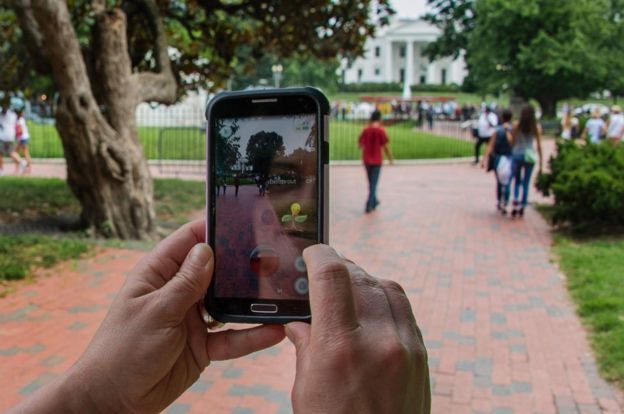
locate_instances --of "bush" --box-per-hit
[536,140,624,227]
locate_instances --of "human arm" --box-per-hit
[8,220,284,414]
[384,144,394,165]
[482,130,497,169]
[286,245,431,413]
[536,124,544,173]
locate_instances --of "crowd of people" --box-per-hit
[0,97,31,176]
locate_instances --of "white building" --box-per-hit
[343,18,466,88]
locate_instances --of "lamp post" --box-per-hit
[271,64,283,88]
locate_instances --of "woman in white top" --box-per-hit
[15,109,31,172]
[606,105,624,144]
[560,109,579,139]
[582,107,607,143]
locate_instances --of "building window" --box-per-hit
[441,69,447,85]
[375,46,380,57]
[420,74,426,84]
[399,68,405,83]
[399,46,406,58]
[374,68,380,76]
[357,68,363,82]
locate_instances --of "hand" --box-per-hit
[11,220,284,413]
[285,245,431,413]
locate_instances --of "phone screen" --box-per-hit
[213,113,318,301]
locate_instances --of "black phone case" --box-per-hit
[204,87,330,324]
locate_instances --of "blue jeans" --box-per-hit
[365,164,382,210]
[511,154,535,208]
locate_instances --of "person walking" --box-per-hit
[560,107,579,140]
[582,107,607,143]
[483,109,513,215]
[234,174,240,196]
[359,109,393,213]
[606,105,624,144]
[475,106,498,164]
[15,109,32,173]
[0,98,25,176]
[510,104,543,218]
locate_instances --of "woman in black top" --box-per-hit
[483,109,513,215]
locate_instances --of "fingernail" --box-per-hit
[189,244,211,268]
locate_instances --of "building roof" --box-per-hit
[377,18,441,42]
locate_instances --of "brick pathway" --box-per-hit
[1,163,622,413]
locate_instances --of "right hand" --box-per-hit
[285,245,431,413]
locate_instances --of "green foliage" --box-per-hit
[536,140,624,227]
[425,0,623,116]
[554,235,624,384]
[1,1,395,97]
[423,0,476,61]
[468,0,609,115]
[0,235,90,281]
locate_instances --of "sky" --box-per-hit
[391,0,429,18]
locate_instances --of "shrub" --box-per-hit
[536,140,624,227]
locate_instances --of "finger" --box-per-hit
[379,279,422,352]
[284,321,311,352]
[303,244,359,335]
[128,220,206,294]
[207,325,285,361]
[155,243,213,325]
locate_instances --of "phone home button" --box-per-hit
[250,303,278,314]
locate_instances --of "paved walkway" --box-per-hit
[1,163,622,413]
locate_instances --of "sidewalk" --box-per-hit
[1,163,622,413]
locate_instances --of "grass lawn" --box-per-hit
[331,120,473,160]
[0,177,205,285]
[27,120,473,161]
[554,234,624,388]
[0,235,90,282]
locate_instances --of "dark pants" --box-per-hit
[365,164,382,211]
[475,136,490,162]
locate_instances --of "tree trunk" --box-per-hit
[29,0,174,239]
[536,96,557,119]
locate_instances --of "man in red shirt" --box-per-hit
[359,110,394,213]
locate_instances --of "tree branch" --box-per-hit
[132,0,176,104]
[10,0,50,74]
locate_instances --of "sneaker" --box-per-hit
[19,159,27,174]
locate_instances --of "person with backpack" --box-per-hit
[483,109,513,215]
[510,104,543,218]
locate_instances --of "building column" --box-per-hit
[384,40,393,83]
[427,59,436,85]
[402,41,414,99]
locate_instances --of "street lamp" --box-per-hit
[271,64,283,88]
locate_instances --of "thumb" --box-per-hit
[285,322,311,353]
[158,243,213,324]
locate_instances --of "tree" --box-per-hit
[1,0,394,239]
[424,0,614,118]
[215,119,241,174]
[245,131,285,176]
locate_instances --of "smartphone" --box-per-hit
[204,87,329,324]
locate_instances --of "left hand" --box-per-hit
[13,220,284,413]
